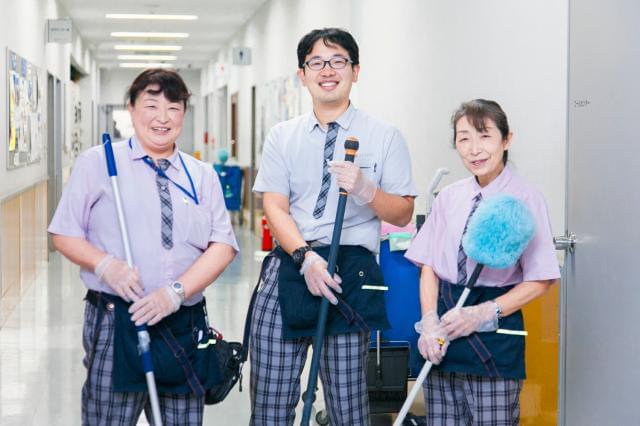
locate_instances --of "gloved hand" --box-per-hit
[441,301,499,340]
[328,160,377,205]
[299,251,342,305]
[94,254,144,302]
[414,311,449,365]
[129,285,182,326]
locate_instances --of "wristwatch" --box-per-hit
[170,281,186,303]
[291,245,313,266]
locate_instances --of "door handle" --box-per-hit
[554,232,576,253]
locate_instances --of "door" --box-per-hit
[250,85,257,231]
[215,86,228,160]
[230,92,238,159]
[47,74,63,252]
[560,0,640,423]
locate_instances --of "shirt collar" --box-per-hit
[470,164,513,198]
[128,136,181,171]
[306,102,357,133]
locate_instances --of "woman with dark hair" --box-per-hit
[49,68,238,425]
[404,99,560,424]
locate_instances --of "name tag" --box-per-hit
[361,284,388,291]
[496,329,528,336]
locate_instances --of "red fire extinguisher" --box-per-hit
[261,215,273,251]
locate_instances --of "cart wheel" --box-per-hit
[315,410,329,425]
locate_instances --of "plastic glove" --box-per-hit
[129,285,182,326]
[441,301,499,340]
[299,251,342,305]
[328,160,377,205]
[415,311,449,365]
[94,254,144,302]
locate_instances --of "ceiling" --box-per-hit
[59,0,268,70]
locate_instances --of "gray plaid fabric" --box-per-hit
[81,301,204,425]
[156,159,173,250]
[456,193,482,285]
[423,370,522,425]
[249,256,370,425]
[312,122,339,219]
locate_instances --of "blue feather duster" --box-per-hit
[462,194,536,269]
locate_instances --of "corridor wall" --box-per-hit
[0,0,99,323]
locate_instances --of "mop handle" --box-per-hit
[427,168,449,216]
[300,137,359,426]
[102,133,163,426]
[393,264,484,426]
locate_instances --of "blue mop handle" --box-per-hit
[301,138,359,426]
[102,133,133,266]
[102,133,163,426]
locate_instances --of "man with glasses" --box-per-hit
[250,28,416,425]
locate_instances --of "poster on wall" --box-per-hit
[254,73,303,167]
[70,81,83,158]
[7,49,45,169]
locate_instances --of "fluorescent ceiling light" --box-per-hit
[118,54,177,61]
[119,63,174,69]
[111,32,189,38]
[106,13,198,20]
[114,45,183,51]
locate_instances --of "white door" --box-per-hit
[560,0,640,423]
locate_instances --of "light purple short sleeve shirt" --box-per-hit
[405,166,560,287]
[48,137,239,304]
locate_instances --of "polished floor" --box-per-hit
[0,227,261,425]
[0,226,418,425]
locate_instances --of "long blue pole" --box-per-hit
[300,138,359,425]
[102,133,163,426]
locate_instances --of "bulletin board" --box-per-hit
[7,49,45,169]
[254,73,302,166]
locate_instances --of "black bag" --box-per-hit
[152,318,248,405]
[204,280,258,404]
[203,329,244,404]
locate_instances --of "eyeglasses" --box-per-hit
[303,56,353,71]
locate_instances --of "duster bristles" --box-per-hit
[462,194,536,269]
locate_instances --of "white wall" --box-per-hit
[203,0,568,234]
[354,0,568,234]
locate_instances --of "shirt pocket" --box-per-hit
[355,153,379,183]
[185,202,212,250]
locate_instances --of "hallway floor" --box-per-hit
[0,226,413,425]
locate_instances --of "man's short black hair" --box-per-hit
[126,68,191,109]
[297,28,359,69]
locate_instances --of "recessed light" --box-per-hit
[117,54,177,61]
[119,63,174,69]
[106,13,198,20]
[111,32,189,38]
[114,45,183,51]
